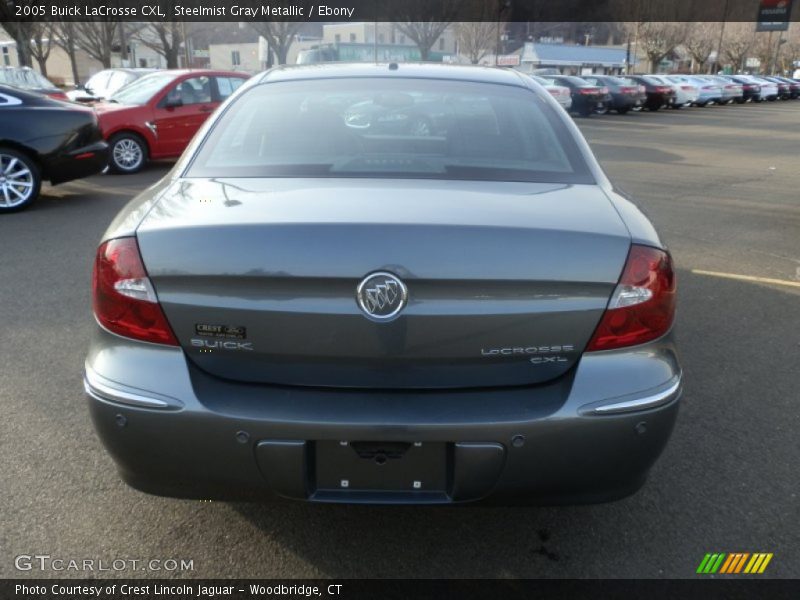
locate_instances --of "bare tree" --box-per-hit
[0,2,34,67]
[631,22,690,72]
[780,24,800,74]
[752,32,778,74]
[389,0,464,61]
[74,21,120,69]
[135,22,184,69]
[28,22,54,77]
[250,22,304,66]
[684,22,720,73]
[723,22,756,72]
[53,22,82,85]
[455,22,497,64]
[395,21,455,61]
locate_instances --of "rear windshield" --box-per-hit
[186,78,594,184]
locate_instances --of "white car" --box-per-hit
[529,75,572,111]
[655,75,699,107]
[66,68,156,103]
[745,76,780,101]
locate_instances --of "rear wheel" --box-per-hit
[647,104,660,112]
[616,107,630,115]
[594,104,609,115]
[0,147,41,212]
[108,133,147,174]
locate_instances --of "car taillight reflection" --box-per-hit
[93,237,178,346]
[586,245,676,352]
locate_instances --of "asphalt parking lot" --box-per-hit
[2,101,799,579]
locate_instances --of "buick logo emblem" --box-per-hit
[356,272,408,321]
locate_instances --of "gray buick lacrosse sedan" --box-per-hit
[85,63,680,504]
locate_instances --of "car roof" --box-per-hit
[141,69,249,78]
[256,63,531,88]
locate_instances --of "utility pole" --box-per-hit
[181,22,191,68]
[495,0,512,66]
[119,22,128,67]
[713,0,730,74]
[625,36,631,75]
[771,34,785,74]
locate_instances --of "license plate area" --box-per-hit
[314,440,447,494]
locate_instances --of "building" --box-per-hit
[512,42,635,75]
[209,38,322,72]
[321,23,458,55]
[0,30,176,86]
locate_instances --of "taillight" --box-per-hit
[92,237,178,346]
[586,245,676,352]
[681,85,693,91]
[579,87,599,95]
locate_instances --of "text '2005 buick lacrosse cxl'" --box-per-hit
[85,64,680,505]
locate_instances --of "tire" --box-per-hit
[0,147,41,212]
[594,104,609,115]
[617,107,630,115]
[735,97,746,104]
[577,106,593,117]
[647,104,660,112]
[108,132,148,174]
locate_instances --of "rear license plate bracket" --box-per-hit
[314,440,447,493]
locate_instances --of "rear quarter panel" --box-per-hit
[1,105,100,181]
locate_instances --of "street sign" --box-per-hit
[756,0,794,31]
[496,55,520,66]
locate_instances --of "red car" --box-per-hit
[94,70,250,173]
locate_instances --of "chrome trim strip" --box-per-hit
[588,377,682,415]
[84,371,171,409]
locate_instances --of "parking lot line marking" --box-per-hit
[691,269,800,289]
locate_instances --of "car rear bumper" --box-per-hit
[85,327,682,505]
[45,141,108,185]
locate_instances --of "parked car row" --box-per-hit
[0,84,108,212]
[2,63,799,212]
[0,69,249,211]
[532,72,800,117]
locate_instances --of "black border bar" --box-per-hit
[2,0,799,22]
[4,579,800,600]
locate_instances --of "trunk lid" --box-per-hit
[136,178,631,389]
